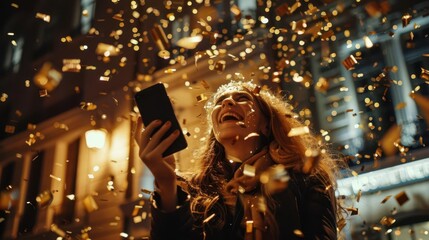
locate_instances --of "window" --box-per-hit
[0,161,16,237]
[80,0,96,34]
[55,138,80,225]
[18,151,44,234]
[349,45,396,159]
[1,37,23,73]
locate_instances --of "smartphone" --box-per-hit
[134,83,188,157]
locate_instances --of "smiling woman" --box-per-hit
[134,80,346,240]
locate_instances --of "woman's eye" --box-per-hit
[237,95,250,102]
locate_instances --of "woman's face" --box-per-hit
[210,89,268,145]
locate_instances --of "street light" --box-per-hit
[85,128,107,149]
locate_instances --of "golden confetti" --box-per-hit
[394,191,409,206]
[25,134,37,146]
[36,190,53,208]
[315,77,329,93]
[112,13,124,21]
[99,76,110,81]
[244,132,260,140]
[346,207,359,215]
[381,195,392,204]
[420,67,429,81]
[196,94,208,102]
[342,55,358,70]
[203,213,215,223]
[230,4,242,21]
[302,150,320,174]
[287,126,310,137]
[395,102,406,110]
[150,23,170,59]
[245,220,253,233]
[337,218,347,231]
[5,125,15,134]
[50,224,67,238]
[214,60,226,72]
[35,12,51,22]
[164,68,176,74]
[293,229,304,237]
[0,191,12,210]
[80,102,97,111]
[83,195,98,213]
[243,164,256,177]
[34,62,63,92]
[260,165,290,194]
[380,216,396,226]
[402,13,412,27]
[49,174,61,182]
[95,42,120,56]
[62,59,81,72]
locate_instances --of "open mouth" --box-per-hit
[220,112,243,123]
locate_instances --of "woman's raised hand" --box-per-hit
[134,117,179,211]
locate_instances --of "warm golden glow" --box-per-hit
[85,128,107,149]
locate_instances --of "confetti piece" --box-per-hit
[0,191,12,210]
[200,80,210,90]
[34,62,63,92]
[150,23,170,59]
[244,132,260,140]
[420,67,429,81]
[395,102,406,110]
[80,102,97,111]
[99,76,110,81]
[342,55,358,70]
[346,207,358,215]
[302,150,320,174]
[176,35,203,49]
[36,190,53,208]
[245,220,253,233]
[66,194,75,200]
[95,43,120,56]
[394,191,409,206]
[62,59,81,72]
[83,195,98,212]
[5,125,15,134]
[50,224,67,237]
[381,195,392,204]
[293,229,304,237]
[380,216,396,226]
[243,164,256,177]
[196,94,208,102]
[203,213,215,223]
[287,126,310,137]
[402,13,412,27]
[49,174,61,182]
[260,165,290,194]
[230,4,242,21]
[214,60,226,72]
[39,89,49,97]
[315,77,329,93]
[164,68,176,74]
[35,12,51,22]
[337,218,347,231]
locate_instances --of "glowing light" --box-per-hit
[85,128,107,149]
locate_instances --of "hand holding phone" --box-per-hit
[134,83,188,157]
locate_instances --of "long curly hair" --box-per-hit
[187,80,345,236]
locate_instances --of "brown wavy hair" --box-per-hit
[186,80,345,236]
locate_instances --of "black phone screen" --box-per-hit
[134,83,188,156]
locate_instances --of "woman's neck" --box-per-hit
[224,139,264,162]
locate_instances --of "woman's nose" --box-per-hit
[222,96,235,107]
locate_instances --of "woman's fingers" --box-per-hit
[152,129,179,156]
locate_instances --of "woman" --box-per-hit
[134,80,344,240]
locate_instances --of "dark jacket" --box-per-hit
[149,171,337,240]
